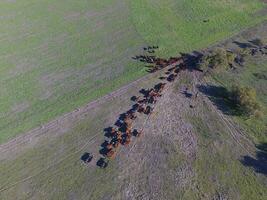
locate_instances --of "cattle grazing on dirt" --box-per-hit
[124,118,132,127]
[144,106,153,115]
[124,136,131,145]
[126,110,137,120]
[148,96,157,104]
[154,83,166,93]
[106,150,116,159]
[133,129,143,137]
[167,74,175,82]
[97,158,108,168]
[148,89,158,97]
[106,143,113,150]
[138,98,149,104]
[174,67,180,74]
[93,49,193,168]
[110,128,118,137]
[179,63,187,70]
[137,104,146,113]
[113,141,120,148]
[125,127,132,136]
[81,152,93,164]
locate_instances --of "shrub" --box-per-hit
[230,85,261,116]
[197,48,236,71]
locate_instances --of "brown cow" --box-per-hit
[124,118,132,127]
[118,138,123,144]
[148,96,157,104]
[127,111,137,120]
[106,144,113,150]
[117,131,122,139]
[126,127,132,136]
[149,90,158,97]
[106,150,116,159]
[110,128,118,137]
[137,104,145,113]
[124,137,131,145]
[113,142,120,148]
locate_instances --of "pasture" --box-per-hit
[209,21,267,144]
[1,67,266,199]
[0,0,266,143]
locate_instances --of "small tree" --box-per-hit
[197,48,236,71]
[231,85,261,115]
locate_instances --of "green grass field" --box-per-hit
[0,0,266,143]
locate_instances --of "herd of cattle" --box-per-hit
[81,41,267,168]
[86,51,188,168]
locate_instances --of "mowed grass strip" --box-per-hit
[0,0,266,143]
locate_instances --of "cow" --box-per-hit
[144,106,153,115]
[124,137,131,145]
[137,104,146,113]
[106,143,113,150]
[135,130,143,137]
[97,158,108,168]
[106,150,116,159]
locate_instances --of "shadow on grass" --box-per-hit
[197,84,241,116]
[241,143,267,175]
[233,41,255,49]
[180,51,204,72]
